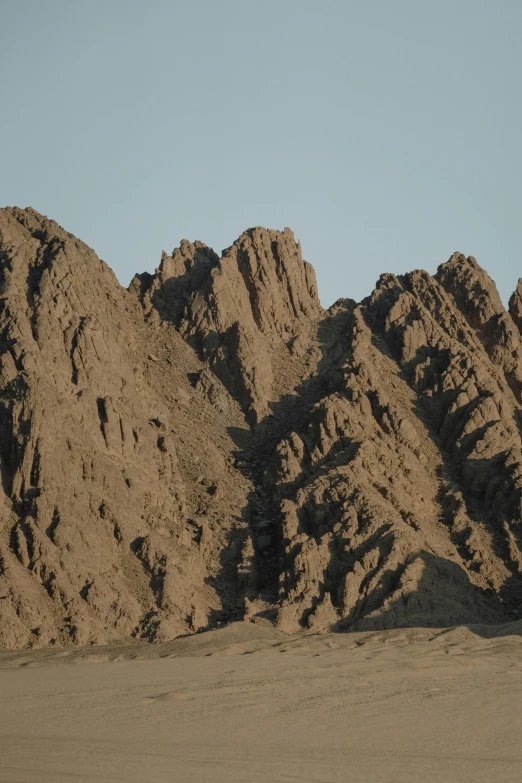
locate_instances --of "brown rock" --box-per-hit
[133,226,322,424]
[1,206,522,648]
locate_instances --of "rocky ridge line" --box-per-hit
[0,206,522,648]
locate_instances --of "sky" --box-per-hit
[1,0,521,307]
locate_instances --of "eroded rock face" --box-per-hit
[267,261,522,633]
[132,227,321,424]
[1,210,522,648]
[436,253,522,401]
[0,208,251,648]
[509,278,522,336]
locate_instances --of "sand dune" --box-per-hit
[2,621,522,782]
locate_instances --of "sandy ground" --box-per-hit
[2,622,522,783]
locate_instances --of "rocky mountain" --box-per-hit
[1,206,522,648]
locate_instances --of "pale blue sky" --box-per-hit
[1,0,521,306]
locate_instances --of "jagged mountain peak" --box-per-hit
[509,278,522,335]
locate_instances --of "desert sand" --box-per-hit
[2,621,522,783]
